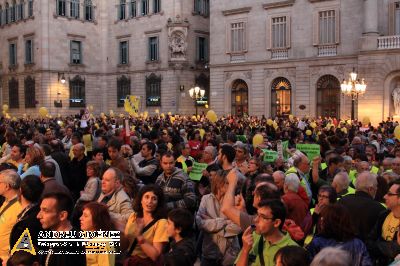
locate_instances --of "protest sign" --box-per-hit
[296,144,321,160]
[262,149,278,163]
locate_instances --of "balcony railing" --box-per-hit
[271,48,288,60]
[378,35,400,49]
[317,45,337,57]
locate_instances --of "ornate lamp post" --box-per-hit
[340,68,367,120]
[189,86,205,116]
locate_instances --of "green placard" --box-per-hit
[296,144,321,161]
[189,162,208,181]
[237,135,247,142]
[282,141,289,159]
[262,149,278,163]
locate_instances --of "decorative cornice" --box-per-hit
[194,30,210,35]
[263,0,295,10]
[222,7,252,16]
[67,33,85,39]
[23,33,35,38]
[145,29,162,34]
[116,34,131,39]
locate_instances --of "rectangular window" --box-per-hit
[19,3,24,19]
[230,22,246,53]
[396,2,400,35]
[85,0,93,21]
[197,36,208,62]
[194,0,209,16]
[25,39,33,64]
[146,74,161,106]
[70,40,82,64]
[6,5,9,24]
[28,0,33,17]
[117,77,130,107]
[319,10,336,44]
[119,41,129,64]
[70,0,79,18]
[10,4,15,22]
[153,0,160,13]
[119,0,126,20]
[57,0,66,16]
[272,16,287,48]
[149,36,159,61]
[141,0,148,15]
[9,43,17,66]
[9,78,19,108]
[130,0,136,17]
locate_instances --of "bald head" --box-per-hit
[332,172,350,194]
[355,172,377,198]
[272,171,285,190]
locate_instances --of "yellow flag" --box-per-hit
[124,95,140,115]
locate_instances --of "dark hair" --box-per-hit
[86,161,100,177]
[161,151,175,161]
[328,155,344,166]
[83,202,115,231]
[133,185,166,220]
[168,208,193,238]
[39,161,56,178]
[389,179,400,194]
[41,192,74,219]
[12,144,26,158]
[318,185,337,204]
[255,183,280,201]
[258,199,286,230]
[274,246,310,266]
[7,251,39,266]
[108,137,122,151]
[92,148,104,157]
[220,144,236,163]
[20,175,44,203]
[41,144,52,156]
[320,204,355,242]
[99,135,109,143]
[143,141,156,157]
[254,173,274,184]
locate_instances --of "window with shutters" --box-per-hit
[146,73,161,106]
[69,75,85,107]
[117,75,130,107]
[56,0,66,16]
[70,40,82,64]
[24,76,35,108]
[229,21,246,53]
[9,78,19,108]
[271,17,287,48]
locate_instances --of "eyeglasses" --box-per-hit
[256,213,274,221]
[386,192,400,197]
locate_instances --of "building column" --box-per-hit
[363,0,379,36]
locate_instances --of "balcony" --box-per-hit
[271,48,288,60]
[317,45,337,57]
[378,35,400,49]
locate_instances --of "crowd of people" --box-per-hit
[0,112,400,266]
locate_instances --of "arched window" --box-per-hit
[9,77,19,108]
[146,73,161,106]
[117,75,131,107]
[231,79,248,116]
[24,76,35,108]
[84,0,93,21]
[316,74,340,118]
[70,0,79,18]
[271,77,291,117]
[195,73,209,106]
[69,75,85,107]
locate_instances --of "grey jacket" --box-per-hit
[97,187,133,224]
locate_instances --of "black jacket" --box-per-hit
[339,191,386,241]
[367,210,400,265]
[10,204,42,250]
[164,238,197,266]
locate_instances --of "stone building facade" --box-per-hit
[0,0,210,116]
[209,0,400,125]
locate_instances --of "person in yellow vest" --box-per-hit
[331,171,355,199]
[0,169,22,263]
[351,161,371,187]
[175,143,194,174]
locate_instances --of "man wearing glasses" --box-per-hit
[235,199,297,266]
[367,179,400,265]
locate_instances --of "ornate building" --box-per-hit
[209,0,400,124]
[0,0,210,115]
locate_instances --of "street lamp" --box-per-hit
[340,68,367,120]
[189,86,205,116]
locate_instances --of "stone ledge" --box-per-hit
[262,0,295,10]
[222,7,252,16]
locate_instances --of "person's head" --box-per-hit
[86,161,100,178]
[37,192,74,230]
[160,152,175,176]
[211,169,229,197]
[25,146,45,167]
[40,161,56,179]
[382,171,399,184]
[392,158,400,174]
[254,199,286,236]
[328,155,344,172]
[40,144,52,157]
[80,202,115,231]
[274,246,310,266]
[283,173,300,193]
[141,141,156,158]
[71,133,81,145]
[203,146,217,162]
[320,204,355,242]
[179,143,191,157]
[355,172,378,198]
[342,156,353,173]
[382,157,393,171]
[218,144,236,165]
[234,142,248,162]
[92,148,104,162]
[108,138,122,160]
[356,161,370,173]
[133,184,166,220]
[72,143,85,159]
[7,251,40,266]
[272,171,285,190]
[20,175,43,204]
[10,144,26,162]
[365,144,377,158]
[0,169,21,197]
[66,126,73,137]
[332,172,350,194]
[310,247,352,266]
[167,208,194,240]
[253,182,280,208]
[101,167,123,195]
[317,185,337,206]
[384,179,400,212]
[293,154,310,173]
[248,158,261,173]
